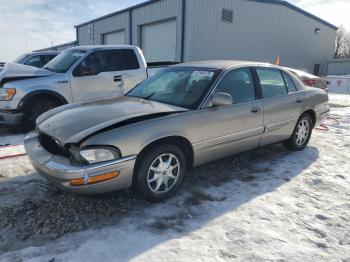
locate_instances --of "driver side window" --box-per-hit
[75,50,108,76]
[216,68,255,104]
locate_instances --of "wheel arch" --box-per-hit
[301,108,316,126]
[132,135,195,185]
[19,90,68,110]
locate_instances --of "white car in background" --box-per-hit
[285,67,328,91]
[1,51,60,69]
[0,45,166,127]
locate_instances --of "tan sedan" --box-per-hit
[25,61,329,201]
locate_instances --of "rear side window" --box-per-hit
[216,68,255,104]
[24,56,41,68]
[42,55,57,66]
[121,49,140,70]
[76,49,139,75]
[256,68,287,98]
[282,71,297,92]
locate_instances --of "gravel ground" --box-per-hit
[0,142,276,253]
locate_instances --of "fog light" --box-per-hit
[70,171,119,186]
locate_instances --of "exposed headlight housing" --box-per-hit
[0,88,16,101]
[79,147,121,164]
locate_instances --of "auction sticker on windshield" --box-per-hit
[72,53,85,57]
[192,71,215,78]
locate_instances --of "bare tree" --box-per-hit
[334,25,350,58]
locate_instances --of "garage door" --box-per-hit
[142,19,177,62]
[103,30,125,45]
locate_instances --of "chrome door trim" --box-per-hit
[203,126,264,144]
[264,118,297,133]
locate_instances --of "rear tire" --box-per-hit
[134,144,187,202]
[23,98,61,129]
[283,114,313,151]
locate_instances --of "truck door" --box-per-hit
[70,49,146,103]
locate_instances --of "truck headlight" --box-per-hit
[0,88,16,101]
[79,147,121,164]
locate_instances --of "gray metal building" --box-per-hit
[325,58,350,76]
[35,41,77,52]
[75,0,337,74]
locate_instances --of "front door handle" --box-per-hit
[296,97,303,103]
[251,106,261,113]
[113,75,122,82]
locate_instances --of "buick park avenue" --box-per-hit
[24,61,329,201]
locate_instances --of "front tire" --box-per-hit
[134,144,187,202]
[23,99,60,129]
[283,114,313,151]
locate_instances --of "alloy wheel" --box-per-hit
[295,119,310,146]
[147,153,180,194]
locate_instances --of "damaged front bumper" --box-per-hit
[24,131,136,194]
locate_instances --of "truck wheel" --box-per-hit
[134,144,187,202]
[283,114,313,151]
[23,99,60,128]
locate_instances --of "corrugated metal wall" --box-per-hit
[77,12,129,45]
[326,59,350,76]
[34,41,76,52]
[76,0,336,72]
[131,0,182,61]
[184,0,336,73]
[77,0,183,61]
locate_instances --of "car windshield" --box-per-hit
[13,54,29,63]
[43,49,86,73]
[128,67,220,109]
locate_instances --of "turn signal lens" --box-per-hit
[0,88,16,101]
[69,171,119,186]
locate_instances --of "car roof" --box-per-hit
[68,45,139,51]
[175,60,284,70]
[31,51,60,55]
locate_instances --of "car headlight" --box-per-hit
[0,88,16,101]
[79,147,121,164]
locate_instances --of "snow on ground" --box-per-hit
[0,94,349,261]
[329,93,350,107]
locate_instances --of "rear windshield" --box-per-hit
[128,67,220,109]
[43,49,86,73]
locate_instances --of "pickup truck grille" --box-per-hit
[38,132,70,157]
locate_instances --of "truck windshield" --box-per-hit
[128,67,220,110]
[43,49,86,73]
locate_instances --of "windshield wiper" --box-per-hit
[141,92,156,100]
[43,66,53,72]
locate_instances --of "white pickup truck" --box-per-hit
[0,45,162,126]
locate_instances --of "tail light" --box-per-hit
[303,79,317,87]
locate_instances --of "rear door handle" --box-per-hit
[113,75,122,82]
[296,97,303,103]
[251,106,261,113]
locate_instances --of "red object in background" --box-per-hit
[337,80,342,86]
[303,79,317,86]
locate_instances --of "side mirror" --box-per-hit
[76,66,92,77]
[211,92,233,107]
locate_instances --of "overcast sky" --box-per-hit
[0,0,349,62]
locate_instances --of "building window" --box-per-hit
[221,9,233,23]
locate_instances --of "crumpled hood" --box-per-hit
[0,62,54,84]
[37,96,187,144]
